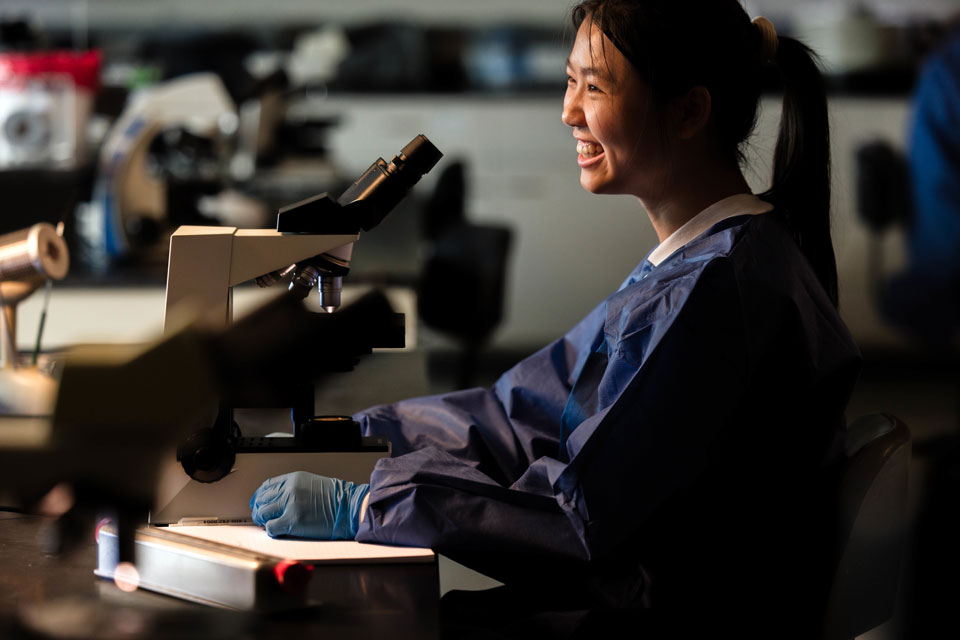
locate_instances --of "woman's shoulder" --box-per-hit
[610,213,753,307]
[602,211,856,370]
[727,214,857,360]
[597,221,749,365]
[728,213,832,299]
[603,212,843,342]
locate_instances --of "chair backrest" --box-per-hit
[418,159,512,345]
[421,160,466,241]
[419,223,512,343]
[822,413,911,640]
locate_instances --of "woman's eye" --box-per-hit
[587,84,600,93]
[566,76,576,86]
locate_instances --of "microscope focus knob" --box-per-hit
[178,427,237,483]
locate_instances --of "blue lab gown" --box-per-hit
[883,33,960,342]
[354,212,860,625]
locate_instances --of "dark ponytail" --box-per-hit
[761,37,839,307]
[571,0,840,308]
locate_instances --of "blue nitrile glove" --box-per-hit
[249,471,369,540]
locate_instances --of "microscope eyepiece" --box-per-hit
[269,134,443,312]
[336,134,443,232]
[275,134,443,236]
[394,135,444,186]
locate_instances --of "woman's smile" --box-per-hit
[577,139,605,167]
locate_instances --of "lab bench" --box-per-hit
[0,344,500,639]
[0,512,440,640]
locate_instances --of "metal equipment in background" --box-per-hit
[0,49,102,169]
[0,222,69,415]
[79,62,365,275]
[78,70,298,268]
[153,134,441,525]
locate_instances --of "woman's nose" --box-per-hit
[561,90,583,128]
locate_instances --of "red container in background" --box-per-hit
[0,50,101,167]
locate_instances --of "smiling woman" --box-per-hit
[563,0,837,303]
[562,21,664,198]
[248,1,860,637]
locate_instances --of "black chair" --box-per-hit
[822,413,911,640]
[418,161,512,389]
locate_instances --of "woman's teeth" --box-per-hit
[577,141,601,157]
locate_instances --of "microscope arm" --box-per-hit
[163,226,358,331]
[228,229,356,286]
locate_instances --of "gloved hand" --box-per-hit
[249,471,369,540]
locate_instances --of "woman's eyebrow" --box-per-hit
[565,57,603,78]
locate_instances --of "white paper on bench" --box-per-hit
[166,525,435,564]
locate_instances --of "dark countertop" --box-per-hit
[0,350,437,639]
[0,513,439,639]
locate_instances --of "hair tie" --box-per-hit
[752,16,778,62]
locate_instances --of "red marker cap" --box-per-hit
[273,560,313,594]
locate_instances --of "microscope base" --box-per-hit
[151,440,390,525]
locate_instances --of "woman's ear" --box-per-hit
[674,86,712,140]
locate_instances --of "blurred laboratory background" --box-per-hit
[1,0,960,637]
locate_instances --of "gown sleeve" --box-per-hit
[354,258,754,576]
[353,302,607,488]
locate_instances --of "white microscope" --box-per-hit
[152,134,441,524]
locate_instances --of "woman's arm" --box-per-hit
[356,260,748,571]
[357,252,859,588]
[354,302,608,487]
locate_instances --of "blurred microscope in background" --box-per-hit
[79,25,361,276]
[0,18,358,281]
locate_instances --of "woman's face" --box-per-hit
[562,20,667,198]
